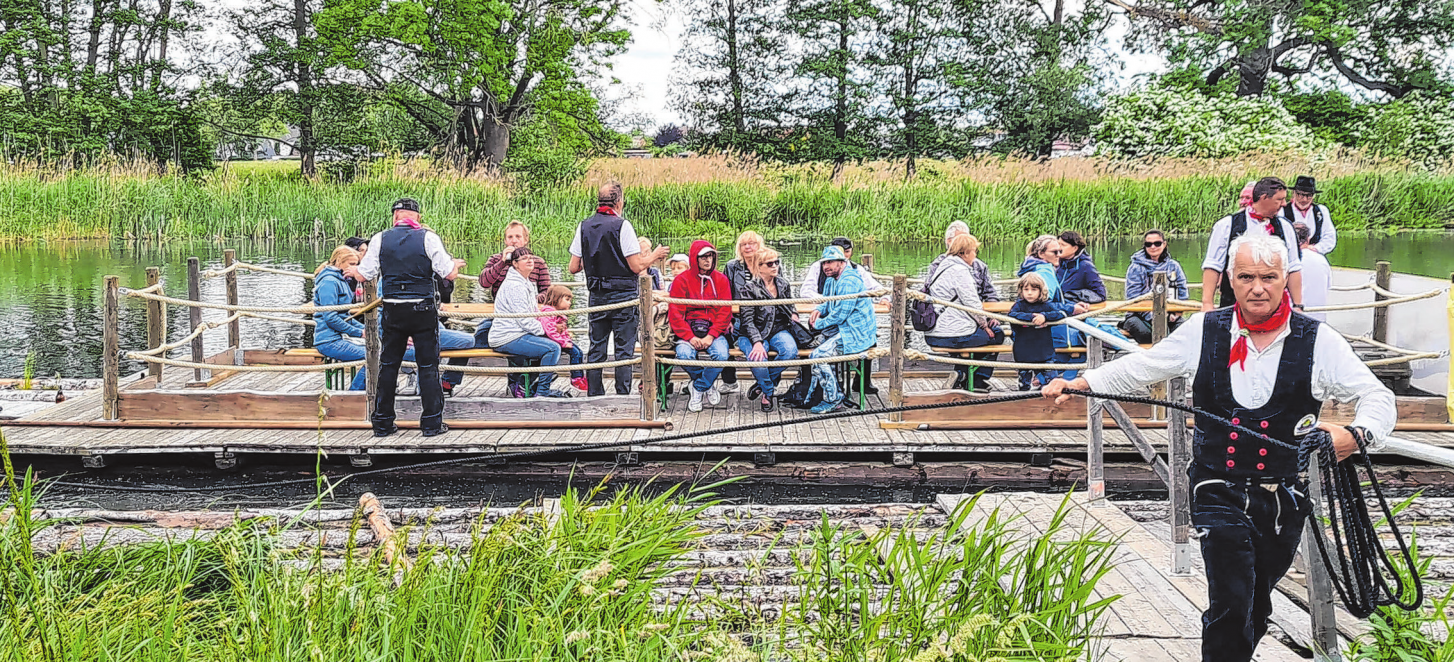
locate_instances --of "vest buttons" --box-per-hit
[1232,417,1240,425]
[1259,448,1268,456]
[1230,432,1238,440]
[1227,460,1236,468]
[1261,421,1269,429]
[1227,446,1236,454]
[1257,463,1265,471]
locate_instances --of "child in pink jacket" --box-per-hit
[540,285,587,391]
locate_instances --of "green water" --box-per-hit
[1,231,1449,378]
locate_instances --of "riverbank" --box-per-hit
[2,155,1451,242]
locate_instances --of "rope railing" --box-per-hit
[240,311,315,326]
[132,313,244,356]
[905,291,1155,326]
[656,288,890,308]
[127,352,360,372]
[402,357,642,374]
[437,298,640,319]
[905,348,1083,371]
[659,348,889,369]
[234,262,315,280]
[199,263,242,280]
[121,288,355,313]
[1305,287,1444,313]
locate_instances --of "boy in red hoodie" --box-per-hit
[668,240,734,412]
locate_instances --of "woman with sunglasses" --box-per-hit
[1121,229,1189,344]
[735,247,798,411]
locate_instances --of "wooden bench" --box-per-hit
[655,347,869,411]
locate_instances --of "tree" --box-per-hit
[781,0,878,177]
[673,0,790,153]
[317,0,635,171]
[653,123,684,147]
[224,0,329,176]
[863,0,972,178]
[1108,0,1454,98]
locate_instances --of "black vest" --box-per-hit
[1218,211,1300,306]
[578,212,636,292]
[1283,203,1326,246]
[1192,308,1322,479]
[377,226,435,300]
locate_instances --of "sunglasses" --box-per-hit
[761,260,780,268]
[1144,240,1164,248]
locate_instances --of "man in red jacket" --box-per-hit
[668,240,734,412]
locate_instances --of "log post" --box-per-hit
[359,492,413,571]
[861,253,874,274]
[102,275,120,420]
[1168,375,1192,576]
[145,267,164,381]
[186,257,208,383]
[1086,335,1105,505]
[888,275,907,422]
[1303,451,1341,661]
[638,272,657,420]
[224,249,241,357]
[1150,271,1170,420]
[1373,260,1391,344]
[364,280,380,417]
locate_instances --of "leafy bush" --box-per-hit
[1283,91,1371,146]
[1357,92,1454,170]
[1095,86,1316,158]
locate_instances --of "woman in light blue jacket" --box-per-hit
[312,246,411,390]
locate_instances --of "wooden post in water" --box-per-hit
[638,272,658,420]
[1151,271,1170,420]
[1303,450,1342,661]
[186,257,208,383]
[888,275,907,422]
[1086,335,1105,505]
[364,280,380,417]
[224,249,241,355]
[102,275,120,420]
[1168,376,1192,576]
[861,253,874,274]
[145,267,164,381]
[1372,260,1392,344]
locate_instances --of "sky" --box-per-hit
[605,3,1171,131]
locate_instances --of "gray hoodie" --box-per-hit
[488,268,546,347]
[925,255,985,338]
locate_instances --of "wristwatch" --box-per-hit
[1345,425,1373,453]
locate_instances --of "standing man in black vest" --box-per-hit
[568,183,670,396]
[1281,175,1336,255]
[1200,177,1303,312]
[356,198,465,437]
[1044,233,1396,662]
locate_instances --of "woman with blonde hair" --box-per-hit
[734,246,798,410]
[718,229,765,393]
[312,245,413,390]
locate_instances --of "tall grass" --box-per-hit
[2,154,1452,243]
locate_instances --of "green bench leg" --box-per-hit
[657,363,670,410]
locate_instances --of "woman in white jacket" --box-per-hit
[487,248,570,398]
[923,234,1004,392]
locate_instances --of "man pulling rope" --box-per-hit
[1043,233,1398,662]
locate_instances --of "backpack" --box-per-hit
[910,263,957,332]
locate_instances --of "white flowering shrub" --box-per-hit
[1094,86,1316,158]
[1356,92,1454,170]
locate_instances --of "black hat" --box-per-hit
[392,198,422,213]
[1292,176,1320,194]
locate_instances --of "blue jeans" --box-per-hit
[564,345,584,378]
[473,318,525,390]
[808,335,843,407]
[495,334,560,392]
[314,338,415,391]
[735,330,797,395]
[1051,325,1081,380]
[439,325,474,386]
[674,335,729,393]
[925,327,999,390]
[1017,369,1056,389]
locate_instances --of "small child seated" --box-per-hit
[540,285,587,392]
[1007,272,1077,391]
[639,238,665,291]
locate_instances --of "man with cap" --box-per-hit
[800,236,884,399]
[1044,232,1395,662]
[356,198,466,437]
[568,182,671,396]
[1201,177,1303,312]
[805,245,876,414]
[1281,176,1336,255]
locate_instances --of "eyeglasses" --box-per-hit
[1144,241,1164,248]
[761,260,780,268]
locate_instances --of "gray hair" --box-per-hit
[1228,233,1288,276]
[945,221,969,244]
[1026,234,1059,258]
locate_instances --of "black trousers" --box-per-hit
[586,290,639,396]
[373,302,444,433]
[1122,312,1186,345]
[1192,472,1307,662]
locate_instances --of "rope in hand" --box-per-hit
[18,386,1426,617]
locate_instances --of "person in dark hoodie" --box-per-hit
[1121,229,1189,344]
[1055,231,1107,304]
[667,240,734,412]
[1018,235,1090,378]
[1007,272,1078,390]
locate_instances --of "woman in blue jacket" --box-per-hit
[1055,231,1107,304]
[1120,229,1189,343]
[312,246,411,390]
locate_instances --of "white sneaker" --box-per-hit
[396,372,418,396]
[688,386,704,412]
[716,382,740,394]
[707,384,722,406]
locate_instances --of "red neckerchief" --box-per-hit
[596,205,617,215]
[394,218,422,230]
[1247,209,1275,234]
[1229,290,1292,370]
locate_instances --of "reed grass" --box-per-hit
[2,154,1450,243]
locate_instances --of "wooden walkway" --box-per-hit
[945,492,1307,662]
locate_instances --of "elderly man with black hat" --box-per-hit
[356,197,466,437]
[1281,175,1336,255]
[1044,232,1396,662]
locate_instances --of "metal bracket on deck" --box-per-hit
[614,452,640,466]
[1171,543,1194,577]
[350,452,372,468]
[82,454,106,469]
[753,452,776,466]
[892,452,914,467]
[214,451,237,471]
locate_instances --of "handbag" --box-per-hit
[788,319,823,349]
[910,264,956,332]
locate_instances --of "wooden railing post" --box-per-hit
[860,253,874,274]
[186,257,208,383]
[1168,376,1192,576]
[102,275,120,420]
[364,280,380,417]
[1151,271,1170,420]
[1086,335,1105,505]
[1303,450,1343,661]
[888,275,907,422]
[1373,260,1391,344]
[145,267,164,381]
[224,249,241,357]
[638,272,658,420]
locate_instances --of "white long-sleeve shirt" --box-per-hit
[799,260,884,299]
[356,227,457,302]
[1281,203,1336,255]
[1201,215,1303,275]
[1083,312,1396,450]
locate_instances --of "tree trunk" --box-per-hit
[481,116,511,171]
[293,0,316,178]
[831,15,848,181]
[85,0,104,75]
[151,0,172,90]
[1235,46,1271,96]
[726,0,745,134]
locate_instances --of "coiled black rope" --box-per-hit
[6,386,1426,616]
